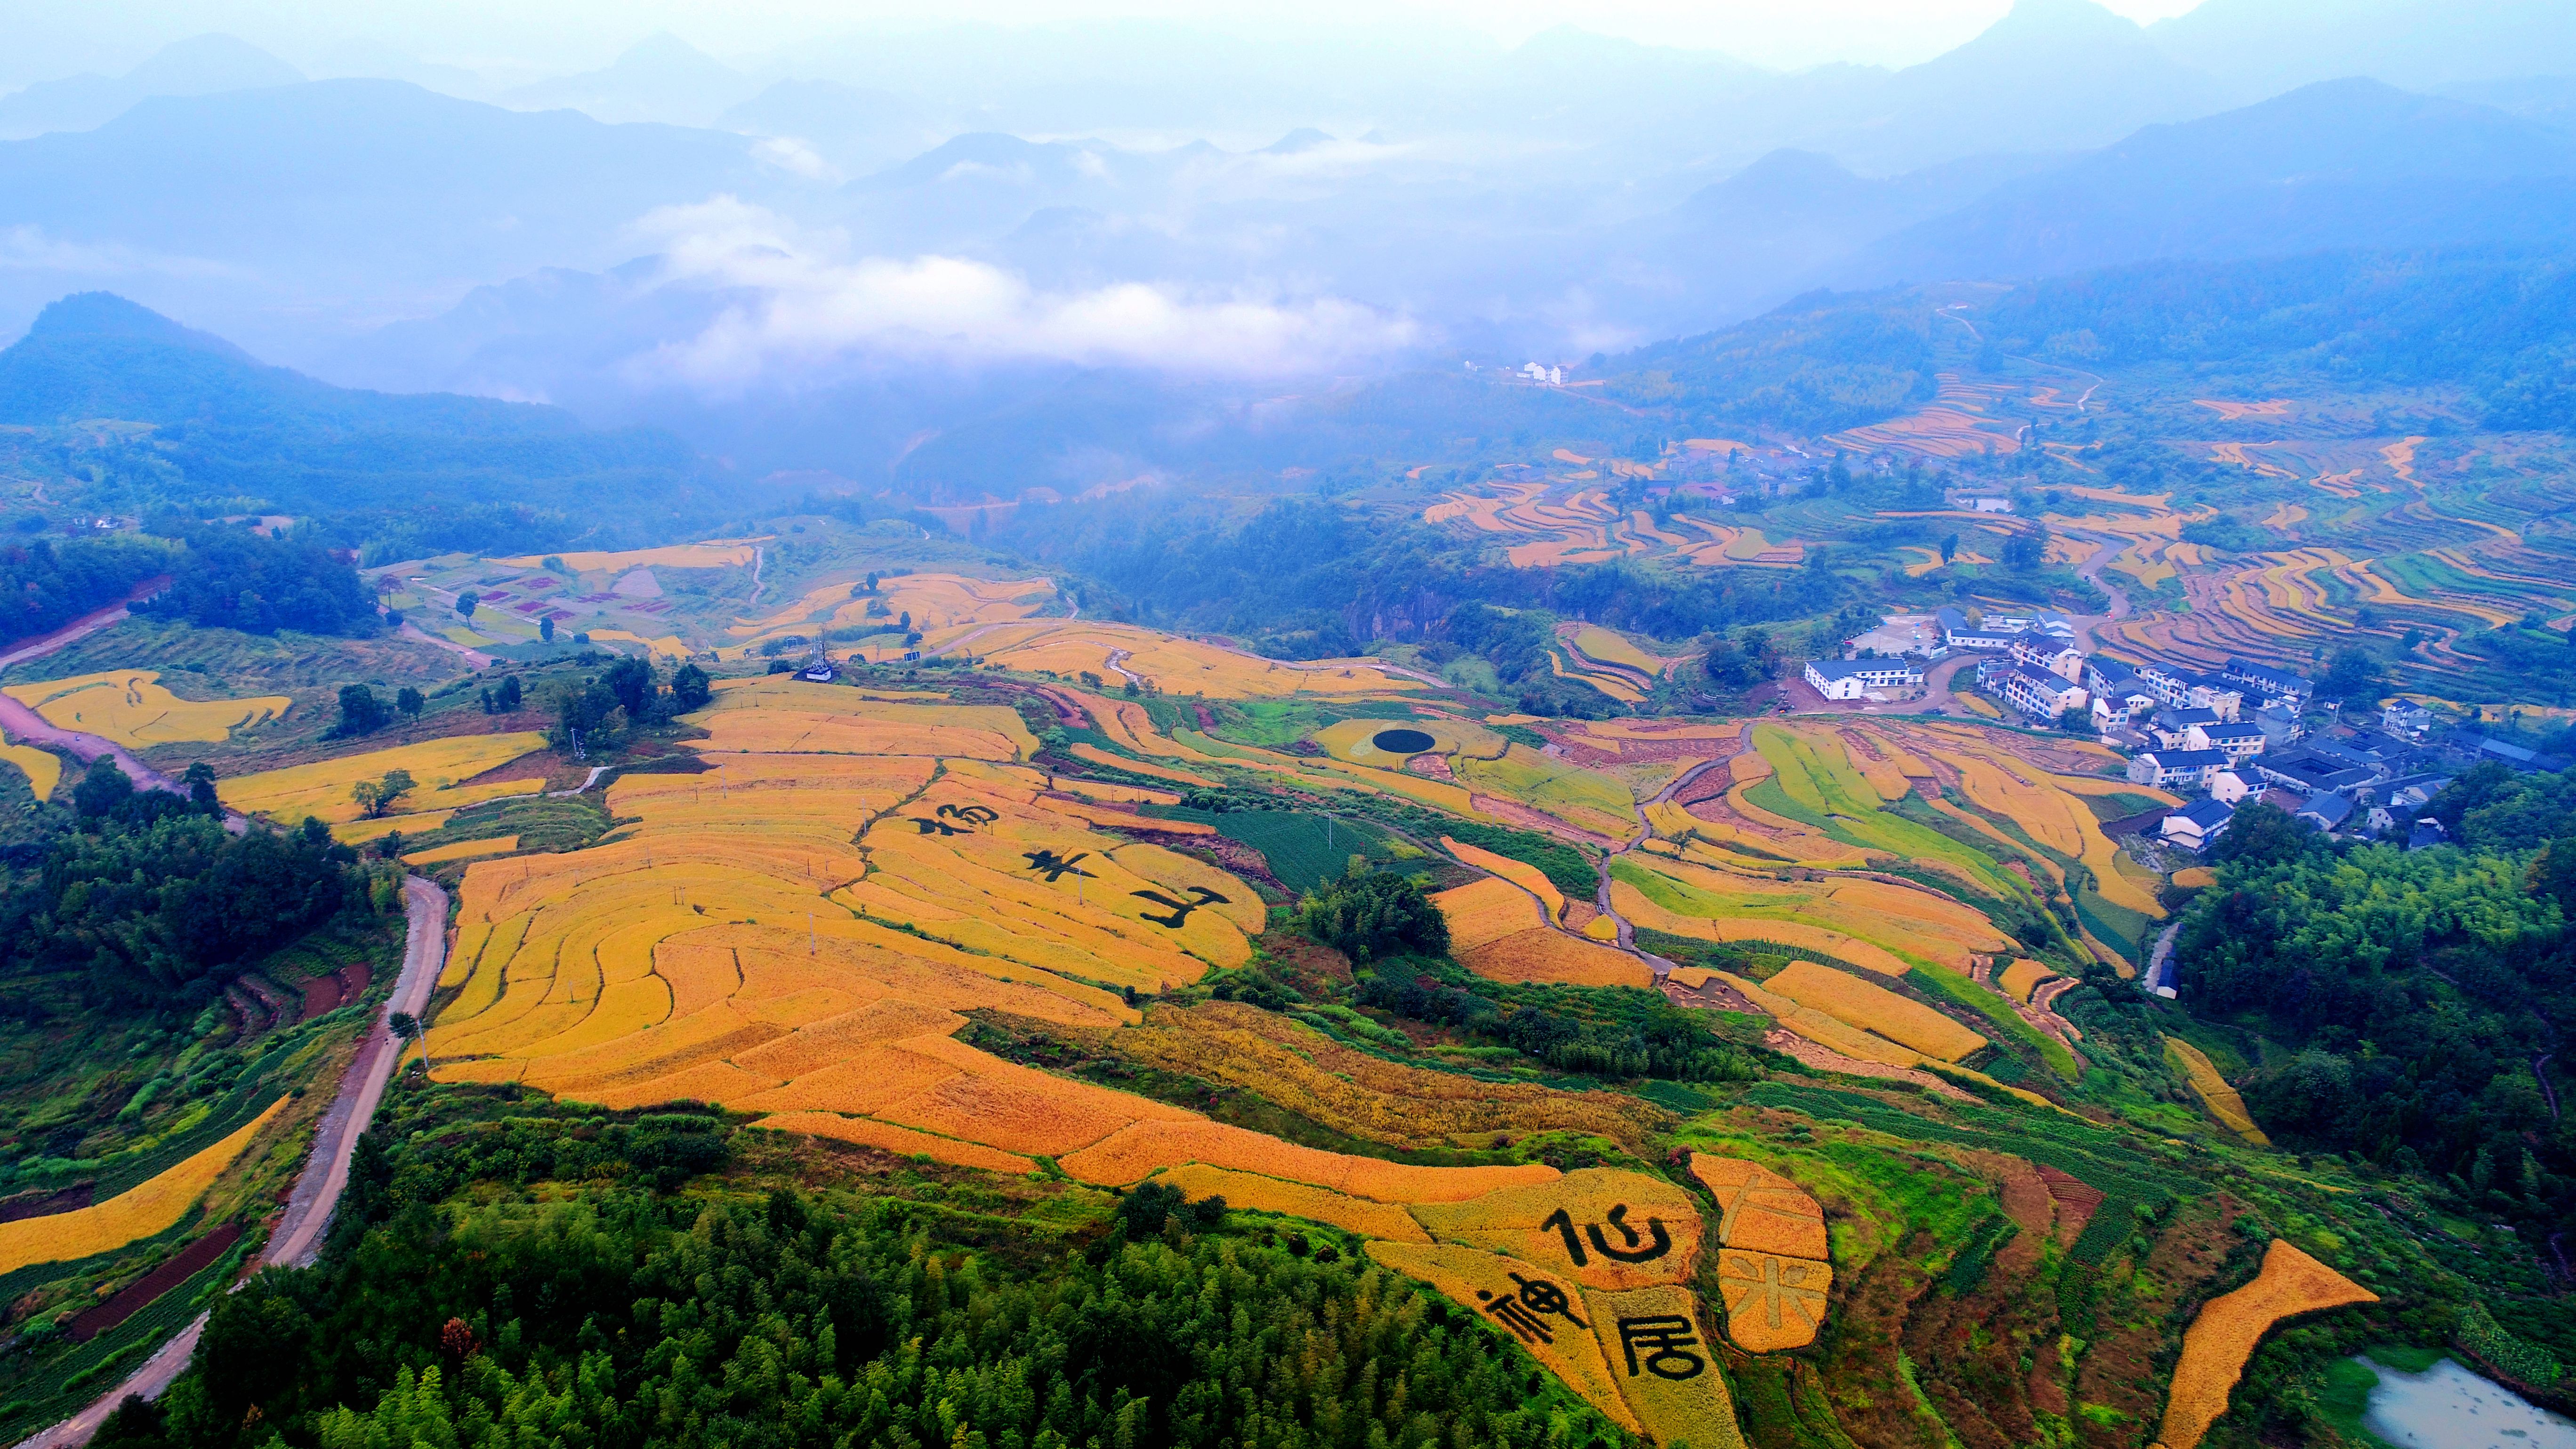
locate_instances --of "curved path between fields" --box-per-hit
[16,877,450,1449]
[398,621,494,668]
[1588,733,1758,977]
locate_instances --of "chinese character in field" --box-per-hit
[1130,885,1230,927]
[1476,1272,1587,1345]
[1541,1203,1673,1266]
[1615,1316,1705,1380]
[913,803,1001,835]
[1023,849,1096,880]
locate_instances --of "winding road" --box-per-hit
[0,578,242,821]
[13,877,451,1449]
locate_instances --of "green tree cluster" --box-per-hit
[0,807,356,1008]
[1293,872,1450,962]
[0,534,169,644]
[137,526,379,637]
[2179,786,2575,1224]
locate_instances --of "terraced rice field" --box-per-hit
[5,670,289,748]
[979,621,1421,698]
[2164,1037,2269,1145]
[1457,927,1650,988]
[218,732,548,827]
[1761,961,1986,1062]
[1611,854,2010,974]
[497,539,766,572]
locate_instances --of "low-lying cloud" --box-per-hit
[624,196,1422,388]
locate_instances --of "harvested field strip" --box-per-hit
[498,539,763,572]
[1060,1118,1560,1202]
[0,1097,287,1274]
[2164,1037,2270,1145]
[751,1111,1037,1174]
[1763,960,1986,1062]
[2157,1241,2376,1449]
[1444,836,1565,920]
[1459,928,1650,988]
[1144,1163,1432,1242]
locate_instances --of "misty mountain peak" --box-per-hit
[609,32,742,81]
[1986,0,2148,42]
[1260,128,1336,154]
[22,292,249,360]
[125,33,305,93]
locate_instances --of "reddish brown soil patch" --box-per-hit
[298,962,374,1022]
[2070,1203,2244,1449]
[1030,685,1093,727]
[1563,899,1602,931]
[2037,1166,2106,1247]
[1406,753,1458,782]
[0,1185,94,1223]
[66,1223,242,1341]
[1261,934,1353,993]
[1822,1241,1942,1448]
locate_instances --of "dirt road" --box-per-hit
[0,579,202,804]
[398,621,493,668]
[15,877,451,1449]
[0,578,169,673]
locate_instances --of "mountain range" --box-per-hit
[1,0,2573,494]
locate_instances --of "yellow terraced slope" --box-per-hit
[0,1098,288,1273]
[6,670,288,748]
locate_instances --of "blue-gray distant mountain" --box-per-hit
[0,80,796,361]
[2146,0,2576,98]
[501,33,757,128]
[0,292,716,518]
[1841,79,2576,287]
[716,79,939,173]
[0,34,302,140]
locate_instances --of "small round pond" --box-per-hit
[1370,728,1437,755]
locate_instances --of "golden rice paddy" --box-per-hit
[2164,1037,2270,1145]
[219,732,547,826]
[0,742,62,801]
[1761,960,1986,1062]
[2157,1240,2375,1449]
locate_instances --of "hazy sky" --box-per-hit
[7,0,2214,80]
